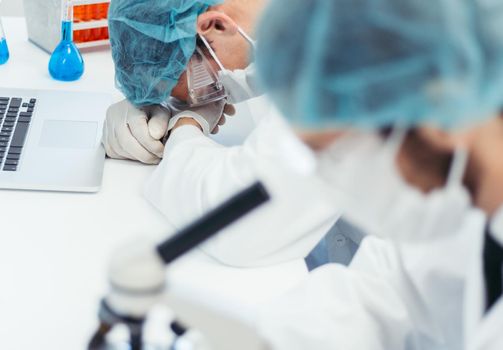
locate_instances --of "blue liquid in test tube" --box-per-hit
[0,17,10,65]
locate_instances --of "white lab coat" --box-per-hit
[163,206,491,350]
[144,96,340,267]
[465,206,503,350]
[255,208,488,350]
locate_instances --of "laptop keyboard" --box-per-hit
[0,97,36,172]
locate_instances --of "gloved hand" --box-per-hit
[167,99,235,136]
[103,99,171,164]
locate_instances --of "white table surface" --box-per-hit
[0,17,308,350]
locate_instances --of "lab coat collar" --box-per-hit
[464,205,503,350]
[467,295,503,350]
[489,205,503,246]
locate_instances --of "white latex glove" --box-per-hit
[103,99,171,164]
[167,99,229,136]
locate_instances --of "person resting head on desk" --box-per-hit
[100,0,351,270]
[103,0,266,164]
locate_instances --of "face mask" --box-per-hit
[317,129,473,243]
[218,63,261,104]
[187,27,260,107]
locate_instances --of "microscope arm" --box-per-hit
[102,182,270,320]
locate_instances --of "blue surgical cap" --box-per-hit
[256,0,503,130]
[109,0,223,107]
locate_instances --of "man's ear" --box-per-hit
[197,11,239,37]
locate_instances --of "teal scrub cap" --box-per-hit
[109,0,223,106]
[256,0,503,130]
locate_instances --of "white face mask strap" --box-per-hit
[237,26,256,50]
[198,26,255,72]
[446,146,469,187]
[386,127,408,157]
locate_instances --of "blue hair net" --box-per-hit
[109,0,223,106]
[256,0,503,130]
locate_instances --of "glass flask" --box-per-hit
[0,16,10,65]
[48,1,84,81]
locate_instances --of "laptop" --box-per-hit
[0,87,111,193]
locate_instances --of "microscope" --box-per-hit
[88,182,270,350]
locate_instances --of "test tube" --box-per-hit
[84,4,93,22]
[92,27,102,41]
[0,17,9,65]
[100,3,109,20]
[73,5,83,23]
[92,4,100,20]
[83,29,92,42]
[73,29,82,43]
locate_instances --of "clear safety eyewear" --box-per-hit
[186,27,256,107]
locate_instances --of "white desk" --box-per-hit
[0,17,308,350]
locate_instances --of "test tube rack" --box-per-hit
[23,0,110,54]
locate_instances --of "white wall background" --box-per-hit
[0,0,25,16]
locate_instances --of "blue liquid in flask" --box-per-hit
[0,16,9,65]
[49,21,84,81]
[0,37,9,65]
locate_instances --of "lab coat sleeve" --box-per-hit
[144,107,340,267]
[256,237,417,350]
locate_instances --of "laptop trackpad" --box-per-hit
[39,120,98,149]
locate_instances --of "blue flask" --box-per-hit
[48,2,84,81]
[0,17,9,65]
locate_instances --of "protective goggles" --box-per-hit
[186,27,256,107]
